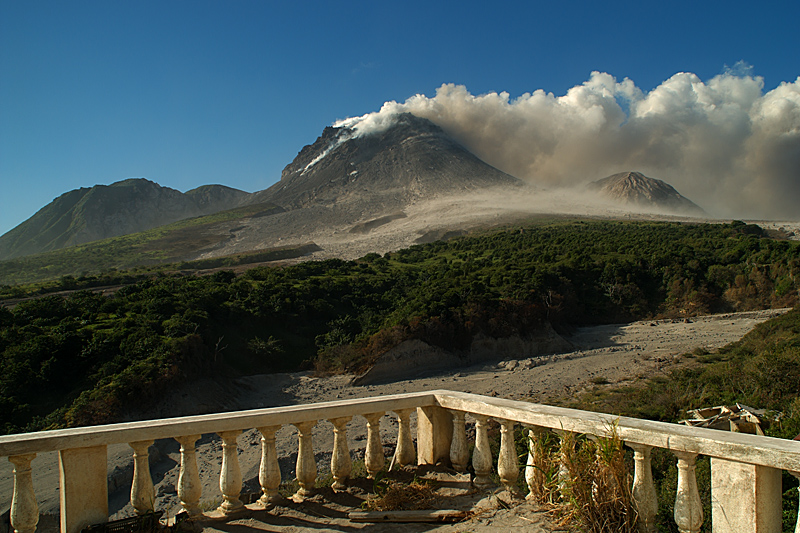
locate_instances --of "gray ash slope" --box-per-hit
[250,113,522,211]
[587,171,704,215]
[200,114,526,259]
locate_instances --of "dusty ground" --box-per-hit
[0,308,789,532]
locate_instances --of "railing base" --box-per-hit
[711,458,782,533]
[59,446,108,533]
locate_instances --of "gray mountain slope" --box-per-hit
[250,113,522,211]
[587,171,704,214]
[195,113,526,260]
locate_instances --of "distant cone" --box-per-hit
[587,172,703,215]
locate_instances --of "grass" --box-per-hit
[522,424,639,532]
[362,476,439,511]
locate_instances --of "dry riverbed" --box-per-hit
[0,308,788,532]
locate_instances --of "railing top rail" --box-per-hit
[3,389,799,472]
[0,391,438,457]
[433,390,800,472]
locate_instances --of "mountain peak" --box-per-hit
[588,171,703,214]
[253,113,521,210]
[108,177,159,188]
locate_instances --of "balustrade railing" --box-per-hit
[2,390,799,533]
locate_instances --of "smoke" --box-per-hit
[335,69,800,219]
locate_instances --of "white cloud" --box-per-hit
[335,69,800,219]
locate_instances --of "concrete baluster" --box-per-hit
[257,426,281,506]
[525,426,546,501]
[293,421,317,501]
[792,471,800,533]
[217,430,244,515]
[391,408,416,468]
[472,414,493,489]
[329,417,352,492]
[176,434,202,515]
[364,412,385,478]
[673,451,703,533]
[9,454,38,533]
[498,419,520,495]
[628,442,658,533]
[555,430,572,500]
[129,441,155,515]
[450,410,469,473]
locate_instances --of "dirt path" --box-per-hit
[0,308,788,531]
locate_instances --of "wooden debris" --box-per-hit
[348,510,468,523]
[680,403,770,435]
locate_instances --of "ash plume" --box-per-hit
[335,68,800,219]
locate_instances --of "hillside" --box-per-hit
[0,179,249,260]
[1,219,798,434]
[0,202,293,286]
[0,115,716,284]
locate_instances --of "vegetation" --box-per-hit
[530,428,638,533]
[1,219,799,435]
[0,202,284,285]
[569,306,800,531]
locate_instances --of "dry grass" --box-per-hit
[525,429,562,505]
[362,479,440,511]
[555,428,639,533]
[523,425,639,532]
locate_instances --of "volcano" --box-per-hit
[249,112,522,211]
[587,171,704,215]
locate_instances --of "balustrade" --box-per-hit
[292,421,317,501]
[472,414,493,489]
[328,417,351,491]
[129,441,154,515]
[449,410,469,472]
[391,408,416,468]
[256,426,281,505]
[363,412,385,478]
[176,434,201,515]
[524,426,547,502]
[628,442,657,533]
[673,451,703,533]
[9,454,38,533]
[2,389,799,533]
[497,419,520,494]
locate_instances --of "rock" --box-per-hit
[157,482,176,497]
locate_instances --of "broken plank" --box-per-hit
[348,510,468,523]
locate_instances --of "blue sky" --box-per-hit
[1,1,798,235]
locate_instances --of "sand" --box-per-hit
[0,308,789,532]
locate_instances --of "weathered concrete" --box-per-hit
[711,458,782,533]
[2,390,800,533]
[416,405,453,466]
[58,446,108,533]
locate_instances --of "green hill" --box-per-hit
[0,202,285,285]
[2,219,799,434]
[0,179,249,260]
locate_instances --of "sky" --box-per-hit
[1,1,799,235]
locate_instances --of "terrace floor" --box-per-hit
[194,468,560,532]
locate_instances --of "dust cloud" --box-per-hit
[336,68,800,220]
